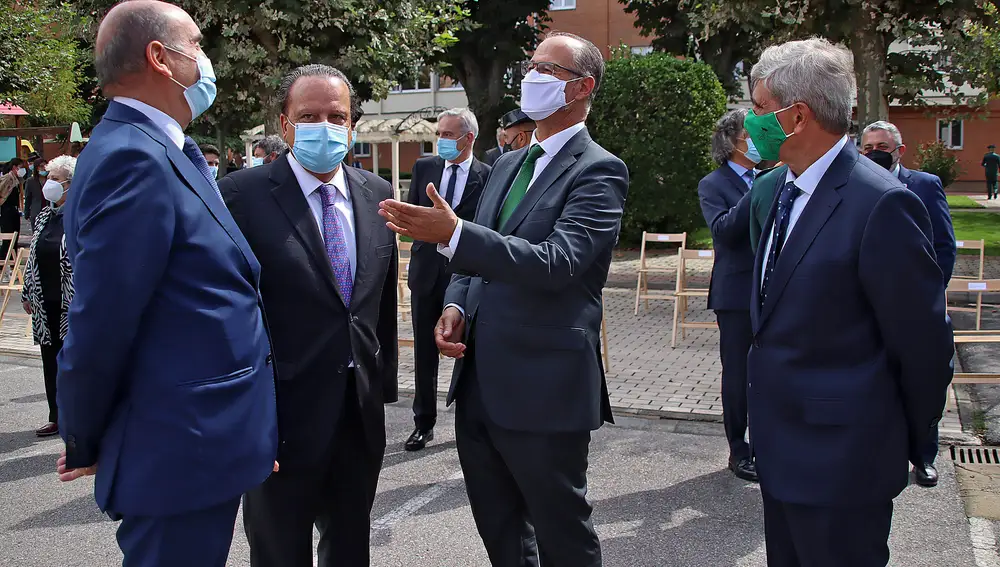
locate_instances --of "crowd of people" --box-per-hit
[0,0,978,565]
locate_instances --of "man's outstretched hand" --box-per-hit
[379,183,459,244]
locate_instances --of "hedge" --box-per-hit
[589,52,727,245]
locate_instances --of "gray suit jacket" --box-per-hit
[444,127,628,433]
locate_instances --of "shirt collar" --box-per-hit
[727,160,750,178]
[287,153,349,201]
[113,97,185,150]
[529,122,586,158]
[892,163,901,177]
[785,135,850,196]
[445,154,474,172]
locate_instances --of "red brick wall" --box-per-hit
[351,142,430,177]
[547,0,649,58]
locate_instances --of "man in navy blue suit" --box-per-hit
[698,108,759,483]
[744,38,954,566]
[861,120,957,489]
[55,2,278,565]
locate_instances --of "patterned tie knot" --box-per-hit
[778,181,800,208]
[320,183,338,208]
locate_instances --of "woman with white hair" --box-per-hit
[20,154,76,437]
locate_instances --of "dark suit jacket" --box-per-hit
[748,142,954,507]
[59,101,277,517]
[898,166,956,285]
[444,128,628,433]
[23,176,43,226]
[698,164,754,311]
[483,147,502,167]
[219,153,398,469]
[406,156,490,295]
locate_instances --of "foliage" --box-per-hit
[589,51,727,244]
[0,1,90,125]
[430,0,552,155]
[916,141,964,188]
[951,211,1000,256]
[947,195,985,209]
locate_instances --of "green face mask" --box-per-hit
[743,105,796,162]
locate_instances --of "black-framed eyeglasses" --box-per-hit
[520,60,586,78]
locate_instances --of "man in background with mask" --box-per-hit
[379,32,627,566]
[862,120,955,489]
[743,39,953,564]
[218,64,398,567]
[698,108,759,484]
[55,1,277,565]
[500,108,536,153]
[403,107,490,451]
[199,143,221,178]
[252,134,287,167]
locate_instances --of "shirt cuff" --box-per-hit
[437,219,463,260]
[445,303,465,317]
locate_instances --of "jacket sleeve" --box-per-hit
[449,156,628,292]
[378,236,399,403]
[858,188,954,463]
[58,148,177,469]
[699,175,751,248]
[407,162,422,206]
[917,175,956,284]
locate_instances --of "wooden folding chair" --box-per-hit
[0,248,30,331]
[634,231,686,315]
[670,248,717,347]
[949,279,1000,383]
[0,232,18,284]
[397,238,414,348]
[948,239,987,329]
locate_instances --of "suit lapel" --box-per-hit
[424,158,445,206]
[500,129,590,236]
[268,156,343,303]
[457,159,486,211]
[758,146,854,325]
[720,164,750,197]
[481,151,527,230]
[345,166,376,310]
[898,166,911,188]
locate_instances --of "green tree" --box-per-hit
[429,0,551,155]
[589,50,727,243]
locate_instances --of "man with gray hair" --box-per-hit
[55,1,278,565]
[861,120,955,488]
[744,38,953,565]
[698,108,760,483]
[252,134,287,167]
[403,107,491,451]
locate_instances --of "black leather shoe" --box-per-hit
[729,457,759,483]
[404,428,434,451]
[914,463,938,487]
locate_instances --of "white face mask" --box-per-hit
[519,70,583,121]
[42,179,66,203]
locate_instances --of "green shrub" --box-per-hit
[589,50,727,245]
[916,141,963,188]
[377,167,412,181]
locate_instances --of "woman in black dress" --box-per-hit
[21,155,75,437]
[0,158,25,259]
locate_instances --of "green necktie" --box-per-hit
[497,144,546,230]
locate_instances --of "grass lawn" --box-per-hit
[952,211,1000,255]
[948,195,985,209]
[688,226,713,249]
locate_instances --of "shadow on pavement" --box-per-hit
[12,494,109,530]
[0,452,59,484]
[382,440,458,470]
[0,430,49,456]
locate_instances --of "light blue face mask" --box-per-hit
[289,121,351,174]
[208,165,219,179]
[250,156,265,168]
[165,46,217,121]
[742,137,762,165]
[437,136,466,161]
[39,170,48,177]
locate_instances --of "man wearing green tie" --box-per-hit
[378,32,628,567]
[984,144,1000,200]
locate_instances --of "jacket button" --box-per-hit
[753,339,761,349]
[265,353,273,366]
[337,365,346,374]
[483,279,490,285]
[352,315,360,323]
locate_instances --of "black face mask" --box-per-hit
[502,143,512,153]
[865,149,895,171]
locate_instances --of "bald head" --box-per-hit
[535,32,604,108]
[95,0,196,88]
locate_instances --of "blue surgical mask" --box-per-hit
[39,170,48,177]
[165,46,217,121]
[251,156,265,168]
[208,165,219,179]
[742,137,762,165]
[289,121,350,174]
[437,137,465,161]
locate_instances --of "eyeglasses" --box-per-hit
[520,60,586,78]
[862,143,899,153]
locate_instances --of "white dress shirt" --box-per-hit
[440,155,474,209]
[113,97,185,150]
[761,135,849,285]
[287,153,357,281]
[438,121,587,259]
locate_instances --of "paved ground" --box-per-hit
[0,355,982,566]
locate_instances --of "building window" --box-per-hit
[937,119,964,150]
[438,74,463,90]
[631,46,653,55]
[421,141,435,156]
[550,0,576,10]
[353,142,371,158]
[393,67,433,92]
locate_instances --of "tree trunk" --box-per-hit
[459,54,511,158]
[852,17,889,131]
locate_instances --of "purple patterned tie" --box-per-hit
[319,184,353,306]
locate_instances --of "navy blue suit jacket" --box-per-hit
[58,102,278,517]
[748,143,954,506]
[698,164,754,311]
[899,166,956,284]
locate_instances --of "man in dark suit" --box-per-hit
[405,107,490,451]
[55,2,278,565]
[380,32,627,567]
[500,109,536,153]
[861,120,957,488]
[698,108,758,483]
[483,126,503,167]
[745,38,954,566]
[219,64,398,567]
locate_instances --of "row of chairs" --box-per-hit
[634,232,715,347]
[0,232,31,338]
